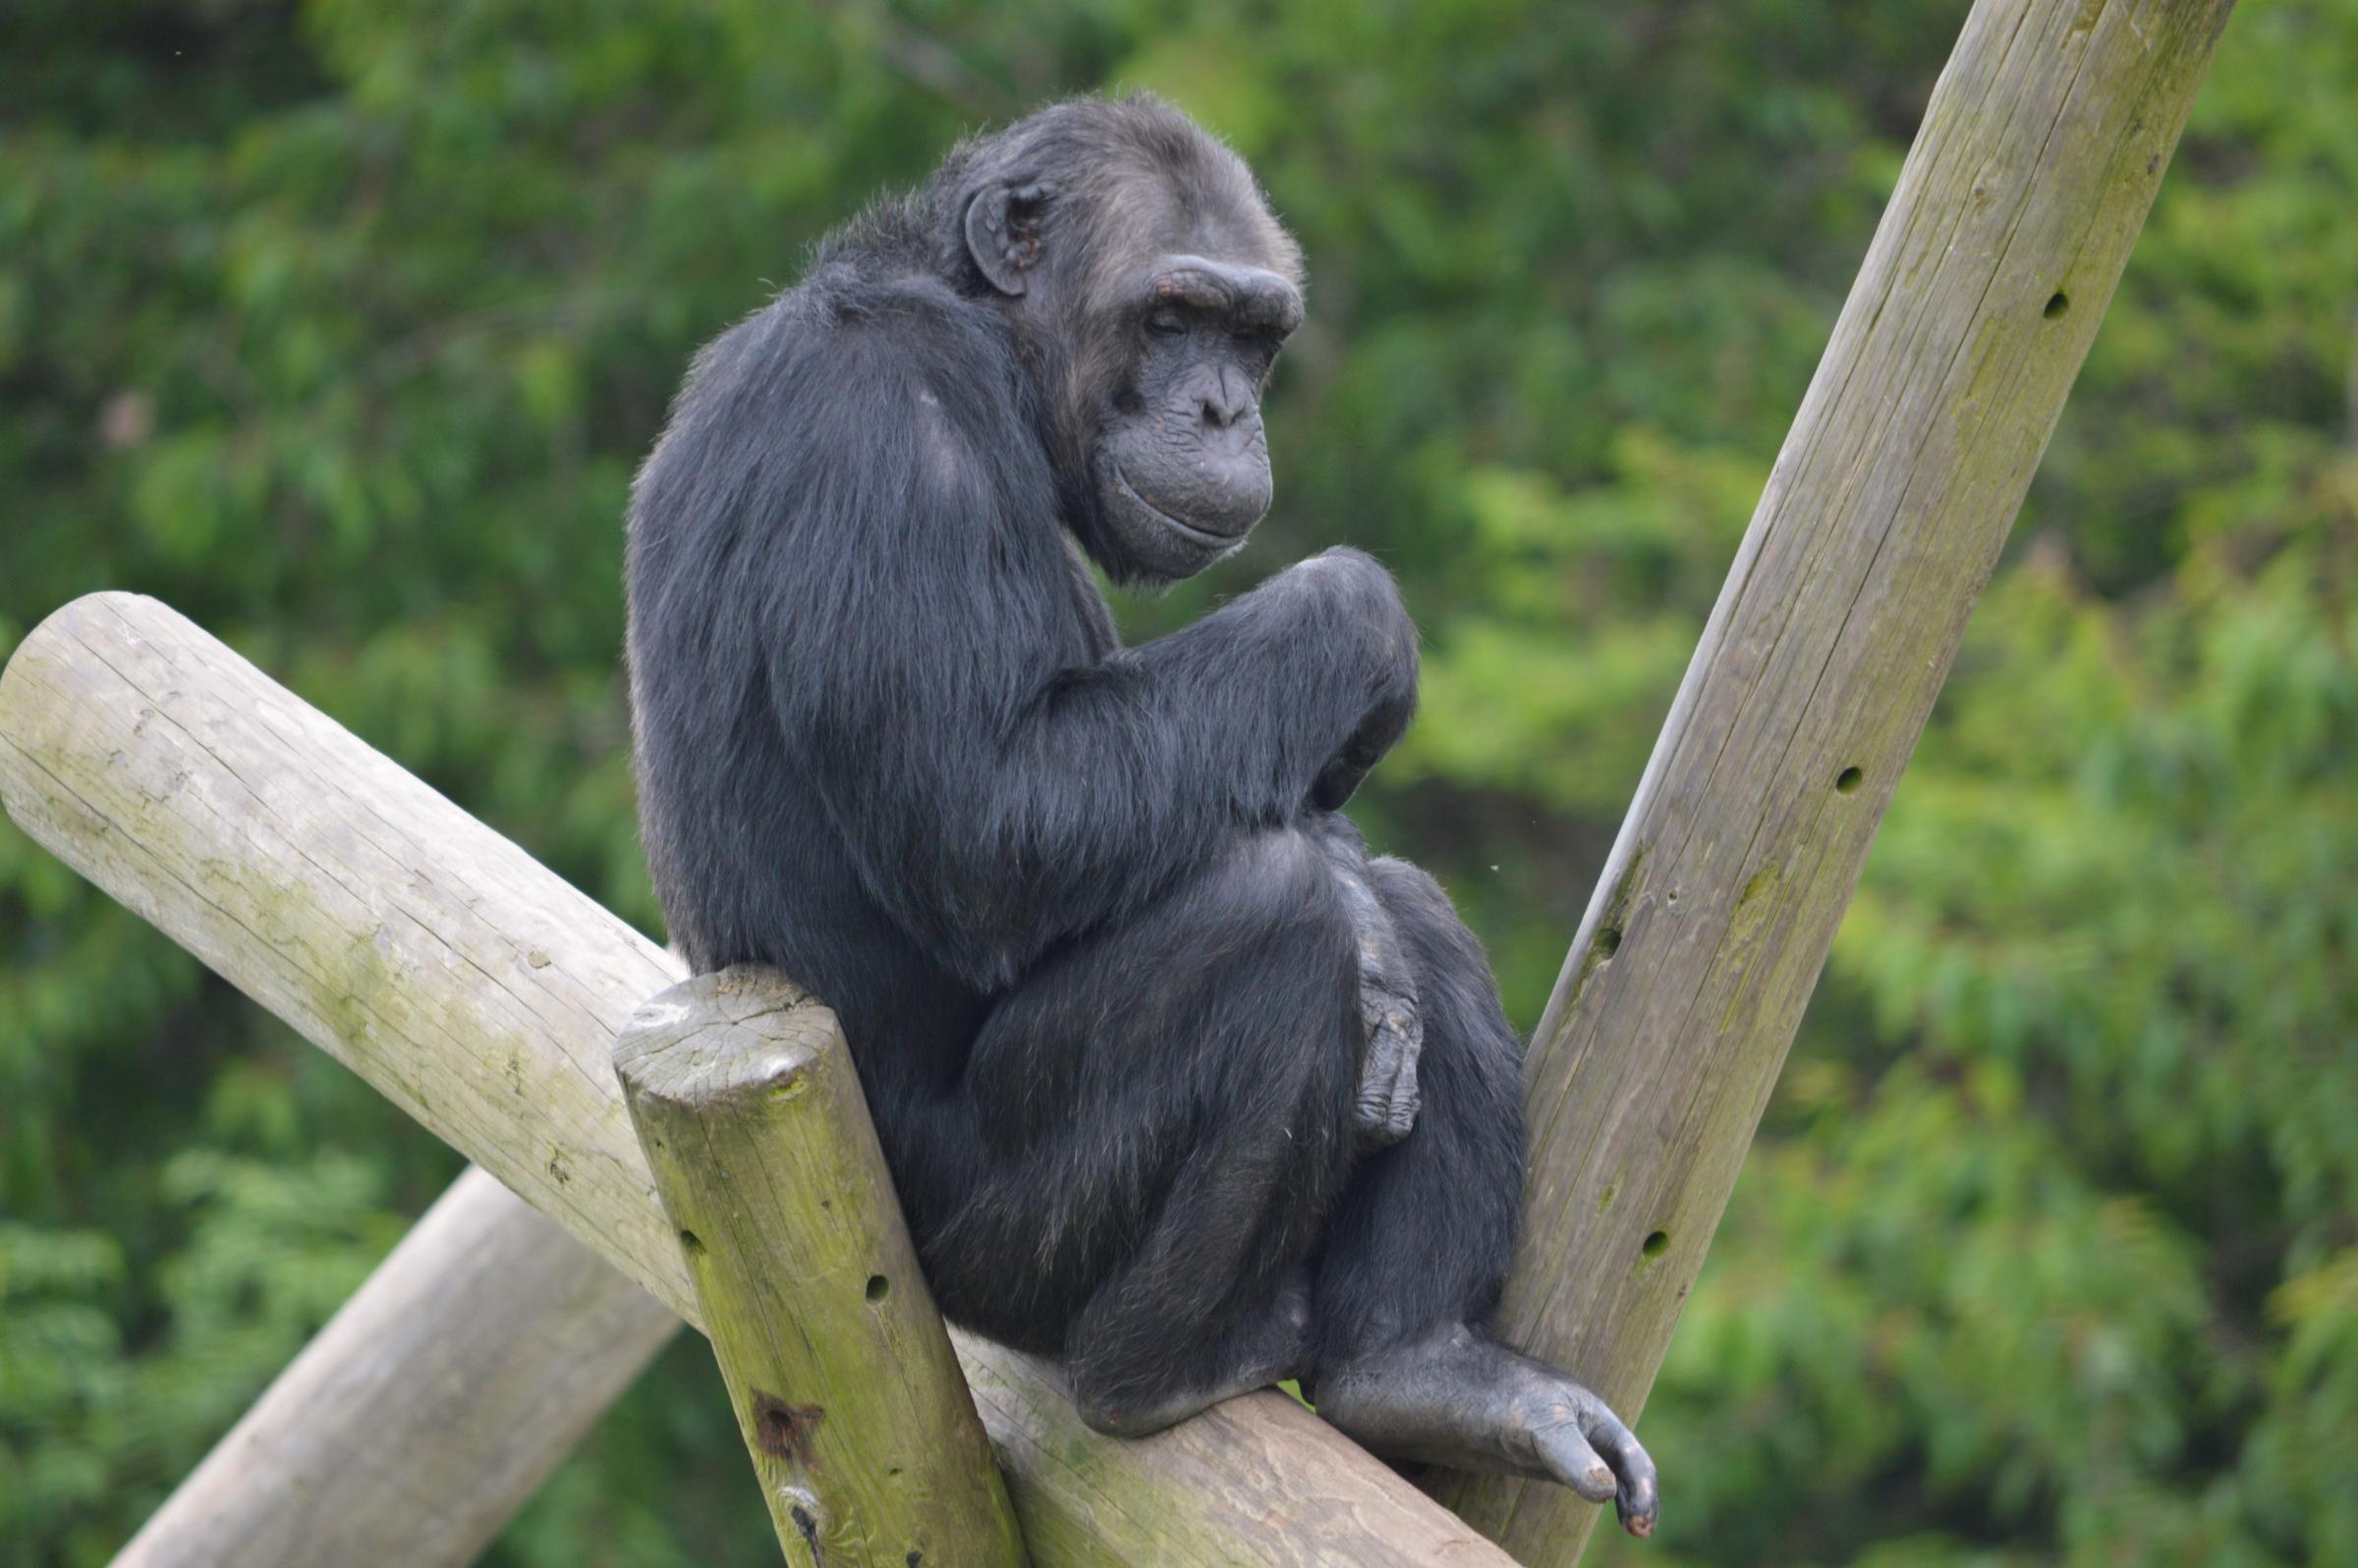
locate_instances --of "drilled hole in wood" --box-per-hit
[866,1273,890,1303]
[1597,924,1623,957]
[677,1229,704,1256]
[1835,765,1863,793]
[2044,291,2069,318]
[1642,1229,1670,1260]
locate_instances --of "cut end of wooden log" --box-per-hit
[613,965,1032,1568]
[615,967,841,1111]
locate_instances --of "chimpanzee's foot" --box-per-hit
[1072,1267,1318,1438]
[1312,1322,1659,1538]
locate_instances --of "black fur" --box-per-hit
[626,96,1526,1428]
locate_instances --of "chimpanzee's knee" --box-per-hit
[1309,853,1527,1363]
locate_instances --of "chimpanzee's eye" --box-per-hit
[1146,311,1187,337]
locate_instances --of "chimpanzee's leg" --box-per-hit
[1308,852,1661,1538]
[917,827,1365,1435]
[1310,852,1523,1351]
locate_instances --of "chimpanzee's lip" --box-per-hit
[1111,466,1247,548]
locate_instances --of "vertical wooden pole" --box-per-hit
[616,967,1029,1568]
[1432,0,2238,1558]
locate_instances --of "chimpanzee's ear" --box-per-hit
[963,181,1055,297]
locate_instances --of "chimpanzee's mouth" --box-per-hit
[1111,466,1245,549]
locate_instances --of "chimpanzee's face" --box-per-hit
[959,161,1304,583]
[1083,252,1302,581]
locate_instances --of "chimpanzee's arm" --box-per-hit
[801,551,1418,989]
[766,322,1418,990]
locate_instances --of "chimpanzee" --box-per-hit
[625,94,1657,1534]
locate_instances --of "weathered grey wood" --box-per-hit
[110,1165,679,1568]
[617,969,1028,1567]
[951,1357,1525,1568]
[0,591,1516,1568]
[1432,0,2238,1557]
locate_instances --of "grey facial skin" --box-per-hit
[1092,255,1303,579]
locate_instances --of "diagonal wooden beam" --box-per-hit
[1431,0,2238,1557]
[0,590,1520,1568]
[110,1165,680,1568]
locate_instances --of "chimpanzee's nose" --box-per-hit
[1197,365,1252,431]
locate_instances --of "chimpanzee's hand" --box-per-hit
[1354,973,1422,1149]
[1330,855,1423,1148]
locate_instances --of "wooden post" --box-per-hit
[1432,0,2238,1557]
[617,969,1028,1567]
[111,1166,679,1568]
[0,591,1516,1568]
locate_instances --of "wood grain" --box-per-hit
[0,591,1516,1568]
[1432,0,2238,1558]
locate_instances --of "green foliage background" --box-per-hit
[2,3,2352,1564]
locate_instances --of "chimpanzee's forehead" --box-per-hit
[1082,170,1302,316]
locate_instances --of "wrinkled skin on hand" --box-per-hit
[1333,857,1422,1149]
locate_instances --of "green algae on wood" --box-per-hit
[616,968,1028,1568]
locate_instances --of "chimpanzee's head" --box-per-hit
[935,96,1305,583]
